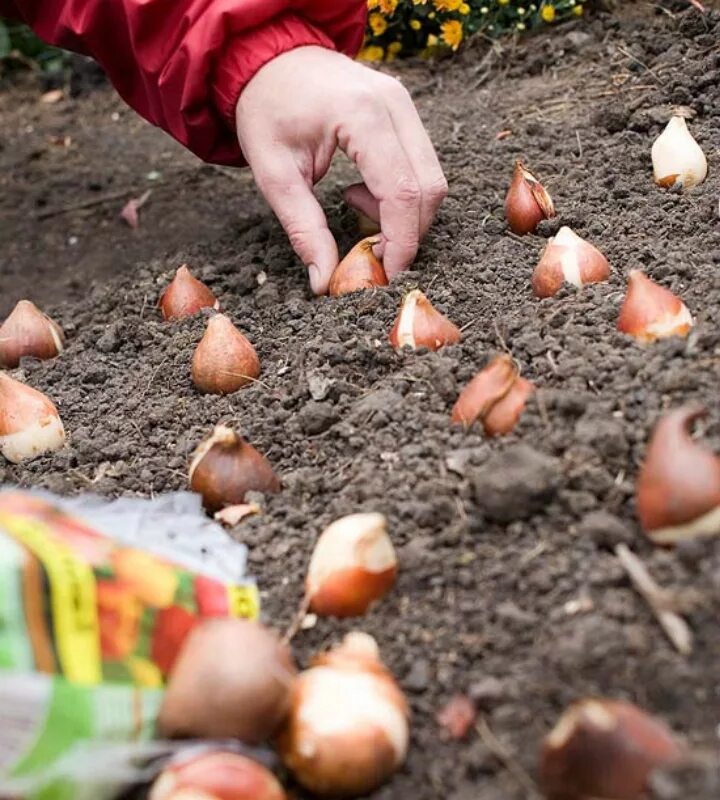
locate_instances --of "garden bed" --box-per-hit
[1,3,719,798]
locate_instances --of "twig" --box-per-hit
[35,188,135,220]
[615,544,693,656]
[475,716,541,799]
[281,594,312,646]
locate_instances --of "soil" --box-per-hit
[1,3,720,798]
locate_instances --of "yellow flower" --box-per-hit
[459,2,471,13]
[410,18,422,29]
[498,0,510,5]
[573,4,583,14]
[379,0,398,12]
[369,12,388,35]
[426,33,439,46]
[358,45,384,61]
[387,41,403,60]
[441,19,463,50]
[434,0,462,9]
[541,4,555,21]
[413,0,427,4]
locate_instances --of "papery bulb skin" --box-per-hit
[159,265,219,320]
[617,271,693,343]
[329,237,388,296]
[636,406,720,545]
[0,373,66,463]
[306,513,397,617]
[278,632,409,798]
[451,354,534,436]
[532,227,610,298]
[191,314,260,394]
[652,116,707,190]
[505,160,555,235]
[540,698,683,800]
[149,751,287,800]
[389,290,461,351]
[0,300,64,368]
[189,425,280,513]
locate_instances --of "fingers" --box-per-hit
[382,77,448,239]
[343,183,379,222]
[341,102,421,278]
[251,151,338,295]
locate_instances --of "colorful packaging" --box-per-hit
[0,490,259,797]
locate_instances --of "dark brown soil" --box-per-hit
[1,4,720,798]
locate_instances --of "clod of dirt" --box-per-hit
[470,445,561,522]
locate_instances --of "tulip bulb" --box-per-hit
[504,160,555,235]
[532,226,610,298]
[189,425,280,513]
[389,290,461,351]
[652,116,707,190]
[617,270,693,342]
[0,300,64,369]
[158,619,296,743]
[306,513,397,617]
[150,751,286,800]
[0,373,65,463]
[451,354,534,436]
[278,632,409,798]
[329,237,388,296]
[636,406,720,545]
[159,264,219,320]
[540,698,683,800]
[192,314,260,394]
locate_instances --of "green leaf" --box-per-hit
[0,22,11,60]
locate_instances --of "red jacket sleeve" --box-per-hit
[0,1,367,165]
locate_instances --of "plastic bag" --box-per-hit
[0,489,259,798]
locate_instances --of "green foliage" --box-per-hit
[361,0,588,60]
[0,19,67,72]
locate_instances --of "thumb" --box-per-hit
[252,152,338,295]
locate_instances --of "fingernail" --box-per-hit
[308,263,322,294]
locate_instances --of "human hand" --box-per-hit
[235,46,447,295]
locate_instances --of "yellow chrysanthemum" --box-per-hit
[413,0,427,5]
[369,12,388,35]
[379,0,398,13]
[426,33,439,46]
[459,2,471,13]
[358,45,385,61]
[573,4,583,14]
[387,41,403,59]
[410,18,422,29]
[441,19,463,50]
[433,0,462,10]
[541,4,555,21]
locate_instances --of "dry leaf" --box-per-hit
[214,503,260,527]
[40,89,64,105]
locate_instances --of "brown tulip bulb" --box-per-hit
[0,300,64,368]
[451,354,534,436]
[329,237,388,296]
[540,698,683,800]
[158,619,296,743]
[636,406,720,545]
[617,271,693,343]
[149,751,286,800]
[159,264,219,320]
[389,290,461,351]
[191,314,260,394]
[189,425,280,513]
[532,227,610,298]
[278,632,409,798]
[505,160,555,235]
[0,373,66,463]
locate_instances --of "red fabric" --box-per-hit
[0,1,367,165]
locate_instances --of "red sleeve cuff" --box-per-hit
[213,12,336,130]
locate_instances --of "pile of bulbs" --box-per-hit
[0,108,712,800]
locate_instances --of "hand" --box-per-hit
[235,46,447,295]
